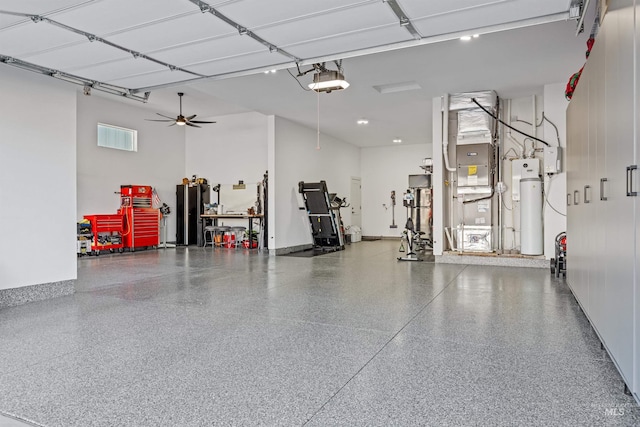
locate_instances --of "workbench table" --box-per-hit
[200,214,263,249]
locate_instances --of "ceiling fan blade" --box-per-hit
[149,93,210,128]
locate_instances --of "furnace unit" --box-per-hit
[451,91,497,253]
[408,174,433,245]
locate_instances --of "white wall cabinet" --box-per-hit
[566,0,638,401]
[634,0,640,398]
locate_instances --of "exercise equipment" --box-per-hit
[397,189,422,261]
[298,181,345,252]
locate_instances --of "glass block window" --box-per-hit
[97,123,137,152]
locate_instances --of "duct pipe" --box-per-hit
[442,94,456,172]
[506,99,521,252]
[506,99,525,157]
[532,95,537,139]
[442,94,457,251]
[440,93,456,250]
[497,100,504,253]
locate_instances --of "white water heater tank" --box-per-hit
[520,177,543,255]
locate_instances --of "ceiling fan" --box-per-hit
[147,92,216,128]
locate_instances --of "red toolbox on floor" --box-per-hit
[119,185,160,251]
[83,214,124,255]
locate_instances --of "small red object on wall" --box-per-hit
[565,38,596,100]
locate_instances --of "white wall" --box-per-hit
[0,65,77,289]
[499,90,567,257]
[432,96,445,255]
[542,83,568,258]
[185,111,269,187]
[271,117,360,251]
[361,144,431,237]
[500,95,543,252]
[77,94,186,240]
[186,111,269,232]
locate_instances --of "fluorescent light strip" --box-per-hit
[308,80,350,91]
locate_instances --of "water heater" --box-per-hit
[512,159,540,201]
[520,178,543,255]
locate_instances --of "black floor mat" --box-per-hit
[280,249,338,257]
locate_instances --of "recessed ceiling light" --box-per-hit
[264,69,276,74]
[357,119,369,125]
[460,35,472,41]
[473,34,480,38]
[393,138,402,144]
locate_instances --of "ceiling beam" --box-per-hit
[0,54,151,102]
[0,11,204,77]
[186,0,301,63]
[132,11,570,93]
[383,0,422,40]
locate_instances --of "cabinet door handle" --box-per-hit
[600,178,608,201]
[584,185,591,203]
[574,190,580,205]
[567,193,571,206]
[627,165,638,197]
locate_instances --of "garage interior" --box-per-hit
[1,0,640,425]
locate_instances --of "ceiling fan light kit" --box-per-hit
[146,93,216,128]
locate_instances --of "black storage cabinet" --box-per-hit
[176,184,210,246]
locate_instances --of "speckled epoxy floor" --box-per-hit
[0,241,638,426]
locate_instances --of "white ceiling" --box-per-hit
[0,0,591,147]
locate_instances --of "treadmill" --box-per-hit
[298,181,345,252]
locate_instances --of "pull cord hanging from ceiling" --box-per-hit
[317,83,321,150]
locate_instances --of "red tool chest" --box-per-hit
[118,185,160,251]
[83,214,124,255]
